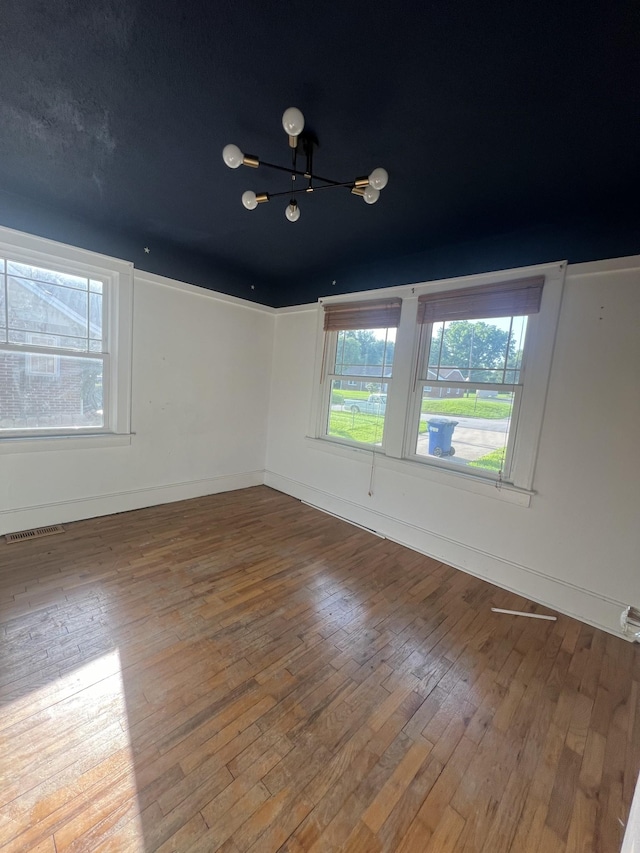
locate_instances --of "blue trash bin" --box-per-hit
[427,418,458,457]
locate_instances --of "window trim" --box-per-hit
[0,225,133,442]
[310,261,566,497]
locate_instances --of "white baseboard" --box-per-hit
[0,470,265,535]
[264,470,630,641]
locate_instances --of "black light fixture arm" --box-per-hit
[252,159,344,187]
[222,107,388,222]
[266,180,362,200]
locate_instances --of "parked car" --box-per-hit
[343,394,387,415]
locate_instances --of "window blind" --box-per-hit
[417,276,544,324]
[323,298,402,331]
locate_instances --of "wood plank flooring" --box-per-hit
[0,485,638,852]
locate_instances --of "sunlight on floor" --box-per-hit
[621,771,640,853]
[1,649,145,852]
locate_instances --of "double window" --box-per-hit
[315,265,564,493]
[0,229,132,440]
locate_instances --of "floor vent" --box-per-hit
[5,525,65,543]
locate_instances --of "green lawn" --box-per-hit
[328,410,385,444]
[335,392,511,419]
[468,448,506,473]
[336,388,370,400]
[331,388,383,406]
[421,397,512,418]
[328,410,507,474]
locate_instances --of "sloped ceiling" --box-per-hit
[0,0,638,307]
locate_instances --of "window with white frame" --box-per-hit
[407,276,544,481]
[0,230,132,438]
[314,265,565,495]
[319,297,400,448]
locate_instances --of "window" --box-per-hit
[0,228,133,440]
[320,298,400,448]
[313,264,565,496]
[408,276,543,481]
[26,334,60,376]
[411,312,529,478]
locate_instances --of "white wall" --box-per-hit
[0,271,275,534]
[264,257,640,638]
[3,243,638,639]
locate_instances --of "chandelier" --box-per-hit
[222,107,388,222]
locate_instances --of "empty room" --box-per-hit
[1,1,639,851]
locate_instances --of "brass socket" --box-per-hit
[242,155,260,168]
[351,186,366,196]
[256,193,270,204]
[354,176,370,188]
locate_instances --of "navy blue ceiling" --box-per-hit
[0,0,638,307]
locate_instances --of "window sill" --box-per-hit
[0,432,133,454]
[304,436,534,507]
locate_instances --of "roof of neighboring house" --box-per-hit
[427,368,466,381]
[341,365,393,378]
[340,366,464,381]
[16,279,101,340]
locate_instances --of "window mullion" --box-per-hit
[317,332,338,436]
[0,342,103,359]
[384,297,417,458]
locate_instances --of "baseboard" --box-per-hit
[264,470,630,641]
[0,470,265,535]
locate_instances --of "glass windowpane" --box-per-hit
[6,331,100,352]
[333,328,395,379]
[507,316,527,370]
[415,384,514,477]
[89,292,102,337]
[8,329,26,344]
[327,379,389,446]
[0,352,104,430]
[8,278,89,342]
[7,261,88,290]
[426,315,526,385]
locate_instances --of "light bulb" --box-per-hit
[223,144,244,169]
[282,107,305,137]
[368,167,388,190]
[285,201,300,222]
[242,191,258,210]
[363,186,380,205]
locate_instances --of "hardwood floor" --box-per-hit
[0,485,638,852]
